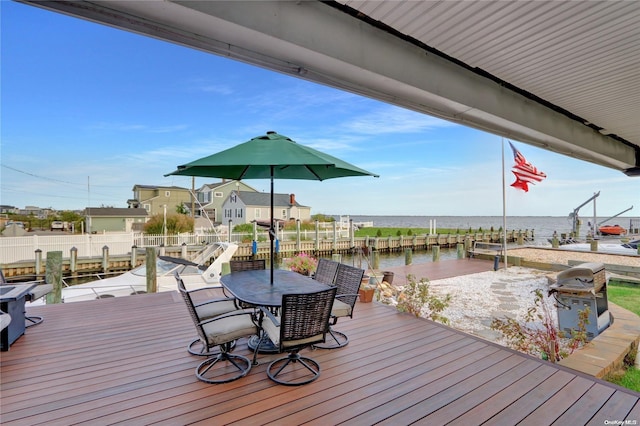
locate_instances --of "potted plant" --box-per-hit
[358,274,375,303]
[285,252,318,276]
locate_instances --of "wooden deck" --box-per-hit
[2,263,639,424]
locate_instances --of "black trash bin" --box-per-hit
[382,271,394,285]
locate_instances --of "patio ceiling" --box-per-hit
[19,0,640,176]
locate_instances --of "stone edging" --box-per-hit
[558,302,640,379]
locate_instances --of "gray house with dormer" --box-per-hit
[195,180,258,223]
[221,191,311,228]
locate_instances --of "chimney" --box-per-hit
[289,194,296,205]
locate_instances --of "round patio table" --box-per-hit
[221,269,330,352]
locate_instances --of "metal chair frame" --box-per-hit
[314,263,364,349]
[258,287,336,386]
[177,278,239,356]
[177,274,258,383]
[313,258,339,285]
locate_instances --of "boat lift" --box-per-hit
[597,206,634,233]
[569,192,600,237]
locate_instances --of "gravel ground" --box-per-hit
[386,247,638,346]
[508,247,640,268]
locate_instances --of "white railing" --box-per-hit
[0,224,351,264]
[0,232,225,264]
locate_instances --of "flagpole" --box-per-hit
[501,138,508,269]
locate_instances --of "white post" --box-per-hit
[502,138,508,269]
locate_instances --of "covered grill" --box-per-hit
[550,262,610,340]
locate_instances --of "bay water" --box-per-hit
[336,215,639,269]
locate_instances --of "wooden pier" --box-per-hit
[1,230,533,281]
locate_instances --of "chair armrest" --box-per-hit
[258,306,280,327]
[335,293,360,301]
[185,285,224,294]
[197,308,256,327]
[193,296,236,308]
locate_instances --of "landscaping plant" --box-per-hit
[396,274,451,325]
[490,289,589,363]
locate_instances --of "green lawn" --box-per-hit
[606,282,640,391]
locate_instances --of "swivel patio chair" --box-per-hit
[314,263,364,349]
[178,274,259,384]
[25,283,53,327]
[227,259,266,308]
[313,258,339,285]
[175,273,240,356]
[258,286,336,385]
[229,259,266,273]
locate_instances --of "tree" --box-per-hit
[144,213,194,234]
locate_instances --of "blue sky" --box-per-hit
[1,1,638,218]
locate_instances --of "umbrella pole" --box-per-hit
[269,167,275,285]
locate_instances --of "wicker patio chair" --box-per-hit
[229,259,266,273]
[175,273,240,356]
[313,258,339,285]
[314,263,364,349]
[227,259,266,308]
[178,273,259,384]
[258,286,337,385]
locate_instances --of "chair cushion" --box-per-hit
[261,315,324,348]
[195,299,238,320]
[331,299,352,318]
[0,311,11,331]
[202,312,257,346]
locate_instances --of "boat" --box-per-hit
[59,242,238,303]
[599,225,627,236]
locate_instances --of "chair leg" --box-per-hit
[313,327,348,349]
[196,352,252,384]
[266,352,321,386]
[25,315,44,328]
[188,338,236,356]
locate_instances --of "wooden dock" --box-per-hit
[2,264,638,425]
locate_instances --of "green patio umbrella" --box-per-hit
[166,131,378,284]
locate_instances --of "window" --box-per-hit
[143,204,151,213]
[281,209,287,219]
[255,208,261,218]
[235,209,243,218]
[165,191,170,197]
[214,192,223,198]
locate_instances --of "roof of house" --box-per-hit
[235,191,308,208]
[132,184,189,191]
[199,181,258,192]
[84,208,148,217]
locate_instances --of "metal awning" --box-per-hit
[18,0,640,176]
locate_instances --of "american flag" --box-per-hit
[509,142,547,192]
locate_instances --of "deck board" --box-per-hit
[1,260,639,425]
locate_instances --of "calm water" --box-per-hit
[334,215,640,269]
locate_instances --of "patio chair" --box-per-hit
[0,310,11,331]
[175,273,240,356]
[258,286,336,385]
[227,259,266,308]
[178,274,259,384]
[314,263,364,349]
[313,258,339,285]
[229,259,266,273]
[25,284,53,327]
[1,269,51,327]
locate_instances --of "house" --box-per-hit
[195,180,258,224]
[221,191,311,228]
[84,207,148,233]
[128,185,192,217]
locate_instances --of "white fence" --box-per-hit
[0,232,225,264]
[0,225,351,264]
